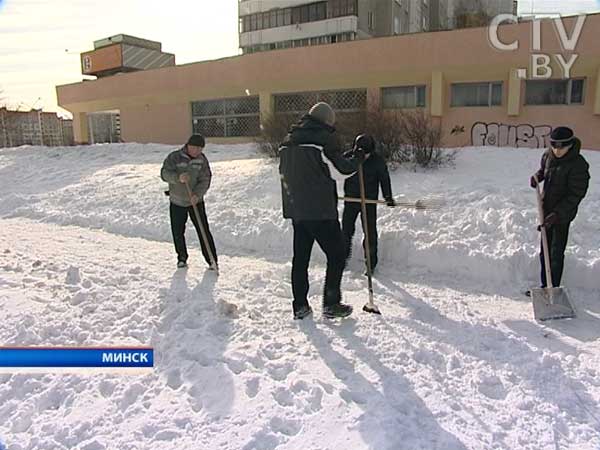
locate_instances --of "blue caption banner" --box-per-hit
[0,348,154,368]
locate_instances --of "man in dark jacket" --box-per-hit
[279,102,362,320]
[161,134,218,271]
[342,134,395,274]
[529,126,590,290]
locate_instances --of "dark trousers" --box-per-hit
[540,222,570,287]
[342,202,378,271]
[169,202,217,265]
[291,220,347,313]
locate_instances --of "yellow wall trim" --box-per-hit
[508,68,522,117]
[431,71,444,117]
[594,66,600,115]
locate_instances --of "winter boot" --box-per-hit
[322,303,353,319]
[293,305,313,320]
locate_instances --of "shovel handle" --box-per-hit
[534,175,553,288]
[357,163,376,309]
[184,181,218,270]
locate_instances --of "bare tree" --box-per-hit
[0,88,8,147]
[454,0,493,29]
[255,113,297,158]
[363,102,453,169]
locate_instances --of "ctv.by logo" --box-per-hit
[488,13,587,79]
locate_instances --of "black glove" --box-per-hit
[530,176,537,188]
[537,212,559,231]
[544,212,559,227]
[385,198,396,207]
[354,147,366,162]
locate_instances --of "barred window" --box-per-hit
[191,96,260,137]
[274,89,366,131]
[274,89,366,115]
[382,86,426,109]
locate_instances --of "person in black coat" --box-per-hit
[530,126,590,289]
[342,134,395,274]
[279,102,362,320]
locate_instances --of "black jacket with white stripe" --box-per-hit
[279,115,359,221]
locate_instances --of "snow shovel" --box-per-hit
[184,181,219,275]
[339,196,445,210]
[357,162,381,315]
[530,175,575,321]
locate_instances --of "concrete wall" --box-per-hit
[57,13,600,149]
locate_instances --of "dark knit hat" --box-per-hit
[354,134,375,154]
[308,102,336,126]
[550,127,574,147]
[187,134,205,147]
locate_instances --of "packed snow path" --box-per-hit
[0,143,599,449]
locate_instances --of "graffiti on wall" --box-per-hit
[471,122,553,148]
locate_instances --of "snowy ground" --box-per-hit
[0,143,599,450]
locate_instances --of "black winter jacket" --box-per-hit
[279,115,360,221]
[534,138,590,224]
[343,152,393,201]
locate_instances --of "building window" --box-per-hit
[368,12,374,30]
[300,4,309,22]
[314,2,326,21]
[274,89,366,121]
[329,0,340,17]
[328,0,358,18]
[309,3,318,21]
[525,79,585,105]
[275,89,366,113]
[191,96,260,138]
[276,9,285,27]
[274,89,366,145]
[347,0,356,14]
[292,7,301,24]
[451,82,502,107]
[382,86,427,109]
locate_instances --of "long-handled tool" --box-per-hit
[184,181,219,275]
[357,162,381,315]
[529,175,575,321]
[339,196,445,210]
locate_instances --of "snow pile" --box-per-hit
[0,143,599,450]
[0,142,597,291]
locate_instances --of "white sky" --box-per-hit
[0,0,599,116]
